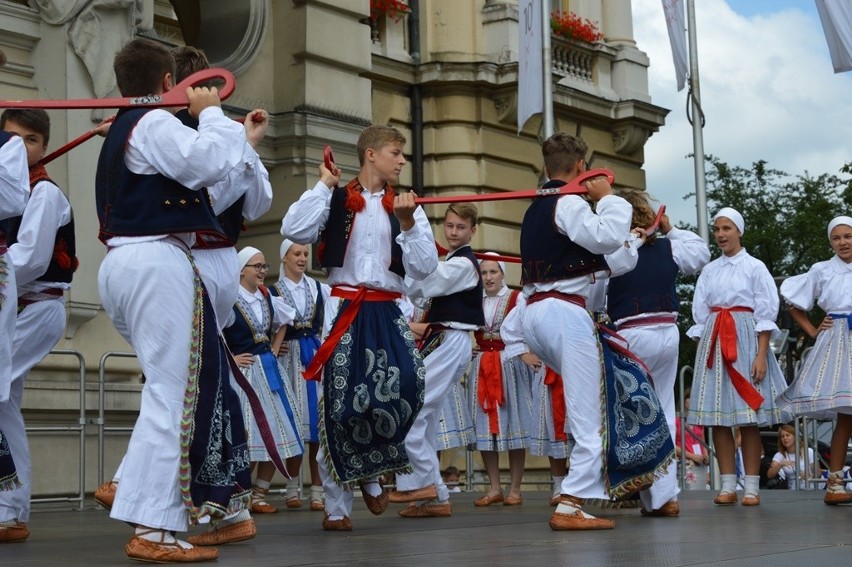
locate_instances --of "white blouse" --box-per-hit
[687,248,780,339]
[780,255,852,313]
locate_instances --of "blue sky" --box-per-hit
[632,0,852,229]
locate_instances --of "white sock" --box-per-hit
[552,475,565,495]
[327,514,345,521]
[720,474,737,494]
[135,527,192,549]
[361,480,383,498]
[743,475,760,496]
[828,470,846,492]
[310,485,324,500]
[0,519,17,527]
[286,478,300,499]
[555,501,597,519]
[254,479,271,491]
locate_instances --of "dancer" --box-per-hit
[468,254,532,507]
[270,239,330,511]
[390,202,483,518]
[777,215,852,503]
[687,207,789,507]
[0,109,77,543]
[281,124,438,530]
[606,189,709,517]
[0,129,29,543]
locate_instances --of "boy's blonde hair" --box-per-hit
[446,202,479,226]
[356,124,406,165]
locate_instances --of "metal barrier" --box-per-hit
[97,351,138,486]
[26,349,87,510]
[676,365,717,491]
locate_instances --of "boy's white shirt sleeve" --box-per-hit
[404,253,479,299]
[280,181,332,244]
[126,107,248,190]
[555,194,632,255]
[396,206,439,281]
[500,295,530,358]
[669,227,711,275]
[8,181,71,286]
[604,233,641,277]
[0,136,29,219]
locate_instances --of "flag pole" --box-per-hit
[542,0,554,138]
[687,0,709,242]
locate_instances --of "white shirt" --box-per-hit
[106,106,251,248]
[0,135,29,221]
[277,274,331,321]
[207,150,272,221]
[522,193,632,300]
[8,179,72,293]
[687,248,780,339]
[772,448,816,490]
[224,286,296,332]
[280,181,438,293]
[780,255,852,313]
[404,245,481,330]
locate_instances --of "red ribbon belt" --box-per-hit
[474,335,506,435]
[543,367,567,442]
[302,286,401,381]
[707,306,764,411]
[527,291,586,309]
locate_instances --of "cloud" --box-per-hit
[633,0,852,226]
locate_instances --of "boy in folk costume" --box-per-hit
[0,130,29,542]
[605,189,710,517]
[389,203,484,517]
[0,109,77,543]
[519,132,672,530]
[270,240,332,511]
[281,124,438,530]
[96,38,256,562]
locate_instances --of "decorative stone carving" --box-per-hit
[612,123,650,155]
[494,92,517,125]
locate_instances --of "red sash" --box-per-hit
[526,291,586,309]
[707,306,764,411]
[302,286,401,381]
[543,367,567,442]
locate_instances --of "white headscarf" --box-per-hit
[278,239,295,281]
[713,207,745,235]
[237,246,262,270]
[478,251,506,274]
[828,216,852,239]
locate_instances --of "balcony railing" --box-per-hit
[551,35,596,83]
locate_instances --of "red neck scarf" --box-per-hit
[345,178,396,214]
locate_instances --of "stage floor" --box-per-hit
[7,489,852,566]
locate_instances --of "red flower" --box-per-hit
[370,0,409,23]
[550,11,603,44]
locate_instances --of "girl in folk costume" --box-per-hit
[687,208,790,507]
[269,239,331,511]
[500,297,571,508]
[224,247,303,515]
[467,254,533,506]
[606,189,710,517]
[776,216,852,503]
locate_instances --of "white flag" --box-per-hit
[816,0,852,73]
[661,0,688,91]
[518,0,543,133]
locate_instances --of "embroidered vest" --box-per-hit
[607,237,680,322]
[223,287,275,355]
[318,185,405,277]
[269,278,325,340]
[95,108,226,244]
[425,246,486,326]
[520,180,608,284]
[474,289,519,346]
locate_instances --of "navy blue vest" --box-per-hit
[0,174,77,284]
[520,180,609,284]
[269,279,325,340]
[319,185,405,277]
[175,109,246,248]
[607,237,680,322]
[95,108,226,244]
[223,288,275,355]
[425,246,485,326]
